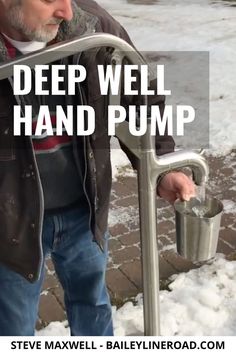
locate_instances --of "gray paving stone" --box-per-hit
[115,195,138,208]
[42,272,58,291]
[158,220,175,234]
[112,245,140,264]
[38,292,66,325]
[119,230,140,246]
[108,238,123,252]
[159,255,178,280]
[106,268,138,298]
[161,250,198,273]
[217,238,234,255]
[120,260,142,291]
[109,223,129,237]
[219,229,236,247]
[52,286,65,310]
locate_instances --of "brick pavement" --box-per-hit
[36,150,236,330]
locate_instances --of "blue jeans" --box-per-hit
[0,204,113,336]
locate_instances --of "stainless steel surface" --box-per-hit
[174,198,223,261]
[0,33,146,80]
[152,150,209,185]
[138,154,160,335]
[0,33,210,336]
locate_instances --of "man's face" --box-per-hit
[1,0,73,42]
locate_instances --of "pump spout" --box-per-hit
[152,150,209,185]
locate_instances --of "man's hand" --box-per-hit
[157,171,196,204]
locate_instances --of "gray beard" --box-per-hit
[6,5,60,42]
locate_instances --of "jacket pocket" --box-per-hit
[0,112,15,161]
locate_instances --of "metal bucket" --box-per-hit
[174,197,223,262]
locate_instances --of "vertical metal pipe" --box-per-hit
[138,152,160,336]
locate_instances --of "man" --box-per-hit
[0,0,195,335]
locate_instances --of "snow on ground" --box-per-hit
[222,199,236,214]
[99,0,236,158]
[38,0,236,336]
[38,255,236,336]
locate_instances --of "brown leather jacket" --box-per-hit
[0,0,174,282]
